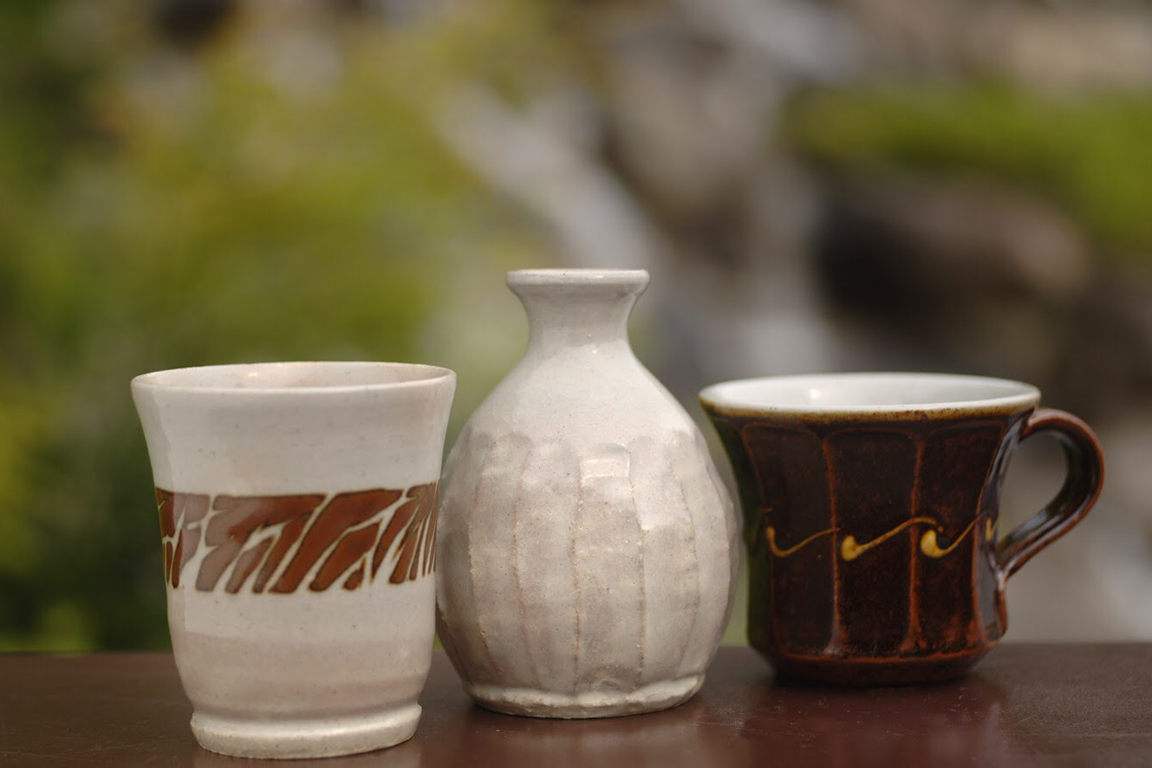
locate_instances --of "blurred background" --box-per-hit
[2,0,1150,651]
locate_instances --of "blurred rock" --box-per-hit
[605,20,766,223]
[1063,266,1152,412]
[811,180,1092,381]
[154,0,236,49]
[829,0,1152,88]
[969,5,1152,90]
[817,179,1092,301]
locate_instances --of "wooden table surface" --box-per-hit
[2,645,1150,767]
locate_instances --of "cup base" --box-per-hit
[466,675,703,719]
[191,703,421,759]
[764,646,993,686]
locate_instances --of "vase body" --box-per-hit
[436,269,740,718]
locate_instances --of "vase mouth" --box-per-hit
[507,269,649,293]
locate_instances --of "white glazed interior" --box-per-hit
[132,360,453,393]
[700,373,1040,416]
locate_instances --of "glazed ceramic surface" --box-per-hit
[132,362,455,758]
[437,269,740,718]
[701,373,1104,685]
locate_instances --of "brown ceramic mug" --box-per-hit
[700,373,1104,685]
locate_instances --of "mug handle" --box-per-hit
[997,408,1105,579]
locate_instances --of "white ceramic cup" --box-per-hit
[132,362,455,759]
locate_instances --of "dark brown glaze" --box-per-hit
[154,484,438,594]
[704,404,1104,685]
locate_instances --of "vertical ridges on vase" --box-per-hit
[668,431,734,677]
[629,435,699,686]
[515,440,580,692]
[436,428,499,685]
[699,429,742,642]
[467,432,536,686]
[574,444,645,692]
[438,426,737,707]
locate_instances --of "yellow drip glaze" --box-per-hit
[764,515,986,562]
[766,526,836,557]
[840,517,938,561]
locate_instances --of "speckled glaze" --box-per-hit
[436,269,740,718]
[701,373,1104,685]
[132,362,455,758]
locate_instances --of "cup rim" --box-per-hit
[131,361,455,396]
[699,372,1041,418]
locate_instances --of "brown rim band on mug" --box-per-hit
[700,373,1105,686]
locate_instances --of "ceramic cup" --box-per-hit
[132,362,455,758]
[700,373,1104,685]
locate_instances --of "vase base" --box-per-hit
[191,703,420,759]
[467,675,704,719]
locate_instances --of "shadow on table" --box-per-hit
[192,738,421,768]
[741,674,1022,767]
[426,698,743,768]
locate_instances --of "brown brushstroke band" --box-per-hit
[156,483,439,594]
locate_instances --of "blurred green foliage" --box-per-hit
[0,0,561,649]
[784,82,1152,255]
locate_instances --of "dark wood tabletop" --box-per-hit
[2,644,1150,767]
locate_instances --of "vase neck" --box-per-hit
[508,269,649,355]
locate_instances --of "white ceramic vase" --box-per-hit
[436,269,740,718]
